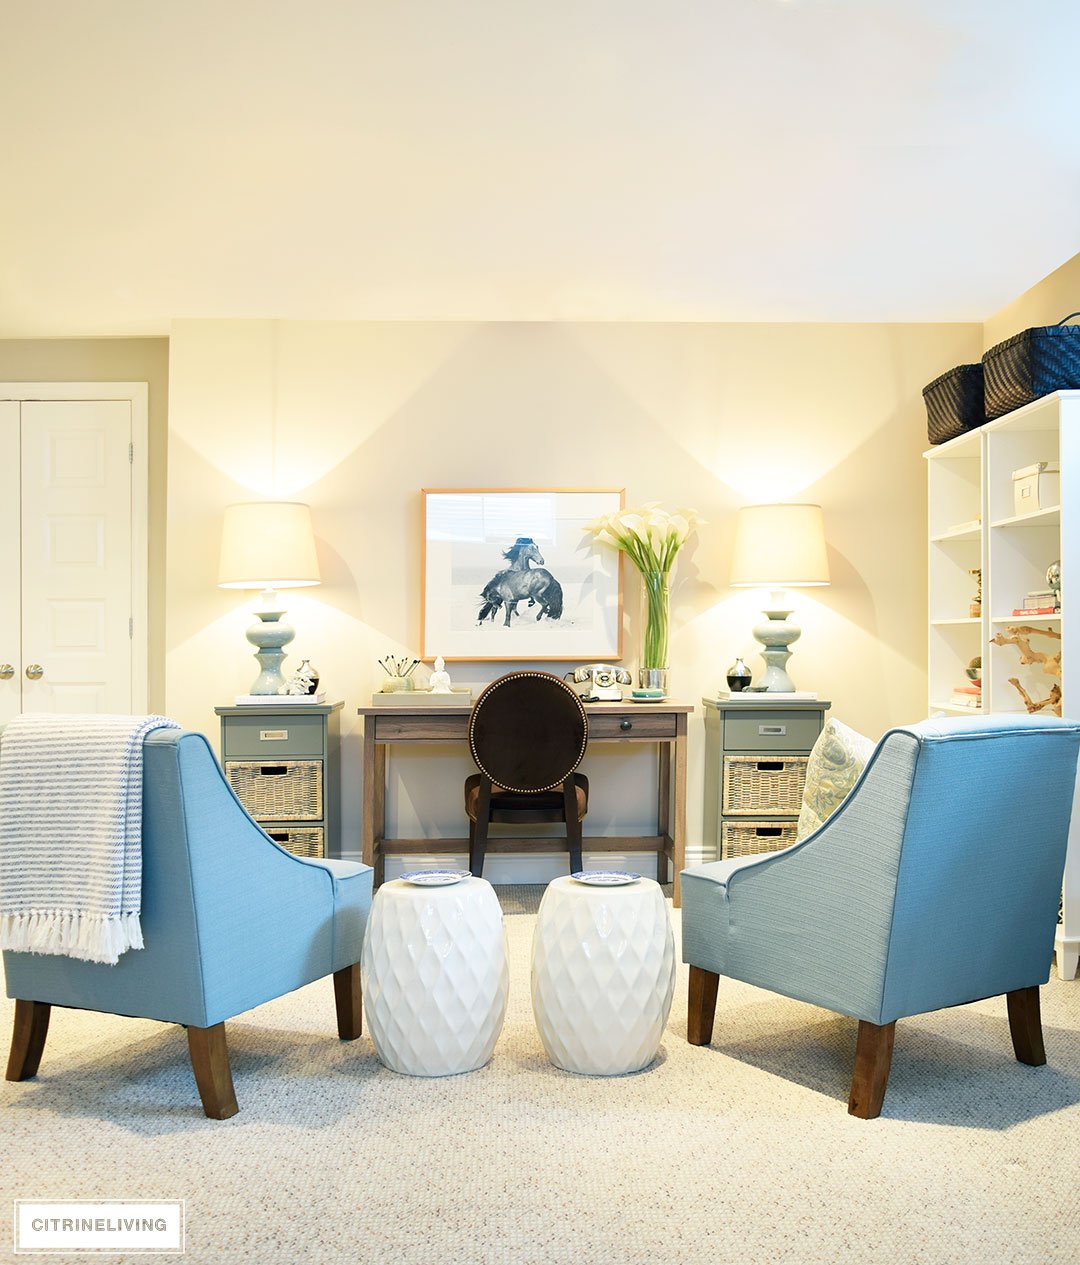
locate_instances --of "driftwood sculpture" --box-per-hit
[989,625,1062,716]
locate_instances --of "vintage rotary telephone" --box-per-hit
[564,663,633,702]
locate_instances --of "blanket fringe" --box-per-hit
[0,910,143,966]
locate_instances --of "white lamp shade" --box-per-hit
[729,503,830,587]
[218,501,321,589]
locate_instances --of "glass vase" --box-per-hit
[639,569,670,691]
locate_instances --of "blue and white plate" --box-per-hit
[570,870,641,886]
[398,870,471,887]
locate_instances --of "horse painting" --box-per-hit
[477,537,564,627]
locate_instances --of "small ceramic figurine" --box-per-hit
[429,656,453,694]
[969,567,982,618]
[1047,559,1062,602]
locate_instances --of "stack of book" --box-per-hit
[1012,588,1060,617]
[948,682,982,710]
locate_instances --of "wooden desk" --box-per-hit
[359,700,692,905]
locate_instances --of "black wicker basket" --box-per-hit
[983,312,1080,419]
[923,363,986,445]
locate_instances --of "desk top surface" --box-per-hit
[358,699,694,717]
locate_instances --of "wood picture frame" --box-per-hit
[421,488,624,662]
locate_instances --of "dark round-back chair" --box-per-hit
[465,671,589,878]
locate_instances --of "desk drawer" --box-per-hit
[723,710,820,752]
[223,714,325,758]
[589,712,677,739]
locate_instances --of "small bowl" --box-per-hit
[965,668,982,683]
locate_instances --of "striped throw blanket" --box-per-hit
[0,713,180,965]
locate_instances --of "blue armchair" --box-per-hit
[3,730,373,1118]
[681,715,1080,1118]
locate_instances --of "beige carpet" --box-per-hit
[3,887,1080,1265]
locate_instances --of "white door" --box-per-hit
[19,400,135,713]
[0,402,20,724]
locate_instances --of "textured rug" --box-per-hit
[3,887,1080,1265]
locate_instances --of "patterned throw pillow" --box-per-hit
[796,718,876,840]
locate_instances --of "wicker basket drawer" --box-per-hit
[721,820,798,859]
[263,825,325,859]
[225,760,323,821]
[722,754,808,816]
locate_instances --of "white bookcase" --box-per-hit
[926,390,1080,979]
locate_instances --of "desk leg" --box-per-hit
[657,742,671,887]
[672,713,687,907]
[362,726,386,887]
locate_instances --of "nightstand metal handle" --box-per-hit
[758,724,786,735]
[620,719,633,731]
[259,729,289,741]
[0,664,13,680]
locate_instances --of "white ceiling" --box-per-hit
[2,0,1079,335]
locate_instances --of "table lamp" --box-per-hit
[218,501,321,695]
[729,503,830,692]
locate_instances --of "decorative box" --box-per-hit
[1012,462,1060,517]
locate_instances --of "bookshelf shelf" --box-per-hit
[930,524,982,544]
[930,617,980,626]
[989,506,1060,529]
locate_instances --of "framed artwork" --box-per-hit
[421,488,624,661]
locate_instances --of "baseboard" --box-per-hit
[339,843,713,885]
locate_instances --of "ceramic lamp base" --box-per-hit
[751,601,801,692]
[246,588,295,694]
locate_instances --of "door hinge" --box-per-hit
[128,441,134,464]
[129,617,133,638]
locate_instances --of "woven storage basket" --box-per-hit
[922,363,986,444]
[225,760,323,821]
[721,820,797,859]
[983,312,1080,419]
[722,754,808,816]
[264,825,325,859]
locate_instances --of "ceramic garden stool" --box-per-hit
[531,875,675,1075]
[361,876,509,1077]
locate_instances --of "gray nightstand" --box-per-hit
[215,701,343,859]
[702,696,831,861]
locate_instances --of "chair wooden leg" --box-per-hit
[187,1022,239,1120]
[470,779,492,877]
[848,1019,896,1119]
[333,963,363,1040]
[563,778,583,874]
[1007,986,1046,1066]
[6,1000,51,1081]
[687,966,719,1046]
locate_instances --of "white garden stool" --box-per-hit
[361,876,509,1077]
[531,875,675,1076]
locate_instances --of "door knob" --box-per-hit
[0,664,13,680]
[25,664,44,681]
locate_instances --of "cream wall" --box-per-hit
[984,252,1080,351]
[0,337,169,711]
[166,318,980,871]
